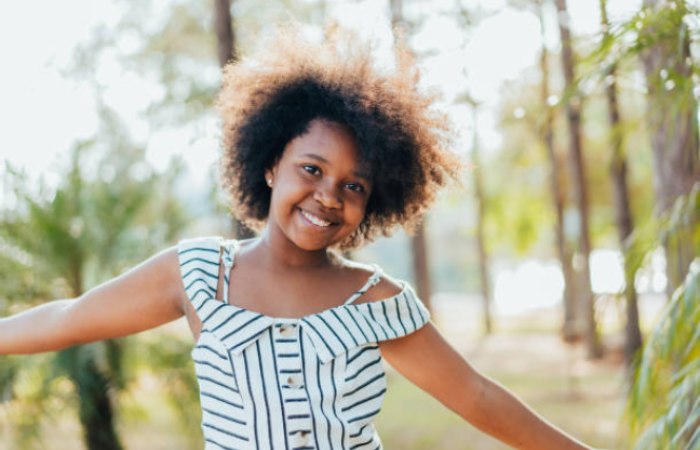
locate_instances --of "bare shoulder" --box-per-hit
[363,275,403,302]
[339,259,404,304]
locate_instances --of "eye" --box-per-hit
[301,164,320,175]
[345,183,365,193]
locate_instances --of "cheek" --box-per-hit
[267,185,291,217]
[348,197,370,223]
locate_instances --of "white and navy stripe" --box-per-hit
[177,237,430,450]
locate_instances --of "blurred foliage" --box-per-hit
[490,71,654,257]
[119,333,202,447]
[1,109,188,299]
[585,1,699,75]
[0,107,190,448]
[494,3,699,445]
[67,0,329,128]
[626,184,700,449]
[627,261,700,449]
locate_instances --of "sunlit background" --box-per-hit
[0,0,663,314]
[2,0,699,449]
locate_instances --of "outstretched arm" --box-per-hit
[378,322,592,450]
[0,247,187,355]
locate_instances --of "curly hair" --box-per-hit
[217,26,462,249]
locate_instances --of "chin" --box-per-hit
[289,226,351,252]
[288,231,346,252]
[293,238,338,252]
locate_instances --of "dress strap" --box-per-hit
[219,239,239,302]
[343,264,383,305]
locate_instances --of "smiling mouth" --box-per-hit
[298,208,336,228]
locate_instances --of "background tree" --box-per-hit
[638,0,700,292]
[553,0,602,359]
[627,215,699,448]
[390,0,434,312]
[471,101,493,335]
[454,93,494,335]
[584,0,700,445]
[535,0,578,342]
[621,1,700,446]
[213,0,255,240]
[0,109,188,449]
[598,0,642,370]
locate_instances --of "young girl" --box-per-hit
[0,28,594,450]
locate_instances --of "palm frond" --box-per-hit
[1,128,190,448]
[627,259,700,449]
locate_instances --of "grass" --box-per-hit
[375,333,624,450]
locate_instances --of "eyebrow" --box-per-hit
[301,153,372,181]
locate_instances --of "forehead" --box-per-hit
[283,119,371,177]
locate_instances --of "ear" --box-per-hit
[264,166,277,187]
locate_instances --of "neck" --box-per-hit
[255,226,336,269]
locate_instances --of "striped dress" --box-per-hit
[177,237,431,450]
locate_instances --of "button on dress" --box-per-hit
[177,237,431,450]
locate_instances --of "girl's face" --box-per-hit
[265,119,372,252]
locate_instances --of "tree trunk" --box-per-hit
[411,222,433,312]
[62,347,123,450]
[389,0,433,311]
[599,0,643,369]
[390,0,403,29]
[554,0,603,358]
[470,104,493,334]
[213,0,255,239]
[639,0,700,293]
[63,171,123,450]
[538,4,578,342]
[214,0,236,67]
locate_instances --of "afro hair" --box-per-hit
[216,25,462,249]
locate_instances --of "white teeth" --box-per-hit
[301,210,332,227]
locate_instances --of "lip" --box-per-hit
[297,207,339,228]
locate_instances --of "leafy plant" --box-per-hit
[627,258,700,449]
[626,184,700,449]
[0,114,190,449]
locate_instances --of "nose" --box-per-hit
[313,182,342,209]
